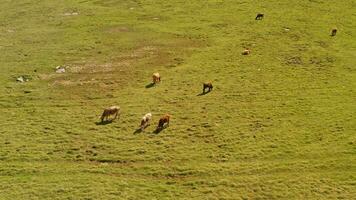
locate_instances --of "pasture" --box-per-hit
[0,0,355,199]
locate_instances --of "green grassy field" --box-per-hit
[1,0,355,199]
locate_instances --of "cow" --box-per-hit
[157,114,170,130]
[152,72,161,84]
[255,13,264,20]
[140,113,152,131]
[331,28,337,36]
[242,48,251,55]
[101,106,120,122]
[203,82,213,94]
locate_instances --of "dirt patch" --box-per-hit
[106,26,132,33]
[52,80,73,86]
[44,33,205,99]
[285,56,303,65]
[309,56,335,66]
[45,45,159,90]
[127,46,157,58]
[68,46,157,74]
[138,15,168,22]
[52,79,103,87]
[68,63,124,74]
[63,12,79,16]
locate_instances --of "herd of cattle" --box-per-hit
[99,13,339,133]
[100,72,196,133]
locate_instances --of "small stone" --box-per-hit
[16,76,25,82]
[55,66,66,73]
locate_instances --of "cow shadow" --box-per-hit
[197,90,211,96]
[153,125,168,134]
[145,83,155,88]
[133,124,151,134]
[133,128,142,134]
[95,120,113,125]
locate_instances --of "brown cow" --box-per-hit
[203,82,213,94]
[331,28,337,36]
[101,106,120,122]
[152,72,161,84]
[157,114,170,130]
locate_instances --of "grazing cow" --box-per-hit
[101,106,120,122]
[152,72,161,84]
[242,48,251,55]
[203,82,213,93]
[331,28,337,36]
[255,13,264,20]
[157,114,170,130]
[140,113,152,131]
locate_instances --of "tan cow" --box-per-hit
[242,48,251,55]
[140,113,152,131]
[101,106,120,122]
[152,72,161,84]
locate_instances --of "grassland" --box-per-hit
[0,0,355,199]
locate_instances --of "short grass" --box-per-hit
[0,0,355,199]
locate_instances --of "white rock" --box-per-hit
[17,76,25,82]
[56,66,66,73]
